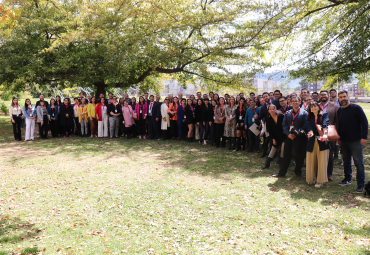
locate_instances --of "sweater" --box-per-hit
[337,104,368,141]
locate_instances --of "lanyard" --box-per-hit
[251,107,256,116]
[182,105,185,112]
[239,106,242,115]
[303,103,307,108]
[282,106,287,114]
[315,117,317,125]
[291,109,300,125]
[320,103,328,111]
[191,106,193,112]
[150,102,153,109]
[220,105,223,112]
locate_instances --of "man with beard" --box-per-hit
[271,90,282,110]
[278,96,292,115]
[257,92,271,158]
[337,90,368,193]
[312,92,319,102]
[319,90,339,181]
[330,89,340,106]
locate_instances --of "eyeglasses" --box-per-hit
[279,100,285,103]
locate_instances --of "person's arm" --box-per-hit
[244,109,248,127]
[282,113,290,136]
[302,111,309,134]
[357,106,369,142]
[24,107,30,118]
[322,112,329,129]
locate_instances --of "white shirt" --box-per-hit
[320,102,329,113]
[9,105,22,117]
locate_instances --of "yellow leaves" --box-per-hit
[103,249,110,253]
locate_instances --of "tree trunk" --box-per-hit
[94,82,107,99]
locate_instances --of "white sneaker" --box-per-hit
[315,183,323,188]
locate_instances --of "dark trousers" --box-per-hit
[199,123,206,142]
[74,117,80,135]
[279,138,304,176]
[124,125,135,137]
[39,115,49,138]
[178,121,186,140]
[327,142,335,177]
[137,118,146,136]
[247,129,259,151]
[12,115,22,140]
[50,119,58,137]
[210,122,215,145]
[162,127,171,140]
[215,123,225,147]
[342,140,365,187]
[149,118,159,139]
[262,134,271,154]
[170,120,178,138]
[62,124,73,136]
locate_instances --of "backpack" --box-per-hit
[364,181,370,196]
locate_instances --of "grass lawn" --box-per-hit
[0,102,369,254]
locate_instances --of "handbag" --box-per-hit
[327,125,340,142]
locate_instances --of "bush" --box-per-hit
[0,101,8,114]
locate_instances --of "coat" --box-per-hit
[168,103,178,121]
[266,113,286,145]
[36,105,49,123]
[185,104,195,125]
[214,104,226,124]
[23,105,37,119]
[177,105,186,124]
[47,105,59,120]
[306,112,330,152]
[87,103,97,119]
[224,104,237,137]
[95,103,108,121]
[134,103,148,119]
[78,104,89,123]
[161,103,170,129]
[59,104,74,126]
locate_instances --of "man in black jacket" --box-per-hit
[108,96,122,138]
[258,92,270,158]
[148,95,161,139]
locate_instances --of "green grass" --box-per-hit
[0,103,369,254]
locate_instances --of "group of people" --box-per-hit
[8,88,368,192]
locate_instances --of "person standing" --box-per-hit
[73,98,81,136]
[36,94,49,138]
[185,99,195,142]
[272,96,309,178]
[9,97,23,141]
[78,98,89,137]
[235,97,247,151]
[148,96,161,140]
[258,92,271,157]
[36,100,49,139]
[224,96,237,150]
[134,96,148,140]
[160,97,171,140]
[200,98,211,145]
[121,100,135,138]
[195,99,204,144]
[245,98,260,152]
[88,97,97,137]
[168,97,179,140]
[319,90,339,181]
[337,91,368,193]
[306,102,330,187]
[208,99,217,146]
[107,96,121,138]
[177,98,187,141]
[214,97,226,148]
[23,98,37,141]
[96,98,109,138]
[47,99,59,138]
[59,98,74,137]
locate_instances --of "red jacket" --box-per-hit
[95,103,108,121]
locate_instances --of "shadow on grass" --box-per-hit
[0,216,39,254]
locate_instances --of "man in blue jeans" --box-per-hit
[337,90,368,193]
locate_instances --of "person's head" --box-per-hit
[291,92,297,97]
[181,98,186,105]
[197,99,203,106]
[204,98,209,105]
[81,98,86,104]
[123,100,128,107]
[192,99,197,105]
[229,96,235,106]
[173,96,179,104]
[274,90,281,100]
[250,92,255,99]
[236,95,240,102]
[209,92,214,98]
[330,89,337,100]
[101,97,105,105]
[269,92,274,100]
[64,98,69,105]
[224,94,229,99]
[262,92,269,103]
[268,104,277,116]
[219,97,225,105]
[124,93,129,99]
[79,92,84,98]
[25,98,31,107]
[239,92,244,97]
[211,99,217,106]
[39,94,44,101]
[308,101,321,117]
[213,94,219,100]
[249,99,255,108]
[187,99,193,106]
[100,93,104,99]
[139,96,144,104]
[119,97,124,104]
[203,94,208,100]
[131,97,136,104]
[259,97,265,106]
[56,95,61,102]
[312,92,319,101]
[149,95,154,102]
[197,92,201,98]
[190,95,195,100]
[301,88,309,97]
[291,96,300,109]
[50,98,55,106]
[304,95,313,105]
[178,92,183,99]
[239,97,245,107]
[144,92,149,99]
[319,90,329,103]
[40,100,45,106]
[87,94,91,101]
[108,92,113,99]
[156,95,160,102]
[279,96,287,108]
[91,96,96,104]
[164,97,170,105]
[113,96,117,103]
[338,90,349,106]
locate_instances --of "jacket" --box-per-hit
[87,103,97,119]
[266,113,286,145]
[214,104,226,124]
[161,103,170,129]
[149,101,161,121]
[201,104,211,123]
[134,103,148,119]
[177,105,186,124]
[245,107,260,127]
[235,105,246,126]
[185,104,195,124]
[168,103,178,121]
[78,104,89,123]
[282,108,309,136]
[195,105,203,123]
[59,104,74,126]
[47,105,59,120]
[108,103,122,117]
[36,105,49,123]
[306,112,330,152]
[23,105,37,119]
[95,103,108,121]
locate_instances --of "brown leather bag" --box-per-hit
[327,125,340,142]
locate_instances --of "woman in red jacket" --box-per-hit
[96,98,109,138]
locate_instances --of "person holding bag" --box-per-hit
[47,99,59,138]
[9,97,23,141]
[23,98,37,141]
[306,102,330,187]
[36,100,49,139]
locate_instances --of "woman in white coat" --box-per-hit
[160,97,171,140]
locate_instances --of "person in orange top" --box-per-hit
[168,96,179,140]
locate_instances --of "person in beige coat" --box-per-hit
[161,97,171,140]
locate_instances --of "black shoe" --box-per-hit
[260,153,267,158]
[262,157,273,169]
[275,157,282,165]
[272,173,285,178]
[338,178,352,186]
[295,174,303,179]
[355,186,364,193]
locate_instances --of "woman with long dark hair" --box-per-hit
[96,97,108,138]
[36,100,49,139]
[214,97,226,148]
[168,96,179,140]
[122,100,135,138]
[208,99,217,146]
[195,99,204,144]
[235,97,247,151]
[134,96,148,139]
[185,99,195,142]
[47,99,59,138]
[224,96,237,150]
[23,98,37,141]
[9,97,23,141]
[88,96,97,137]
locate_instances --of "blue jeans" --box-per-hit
[341,140,365,187]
